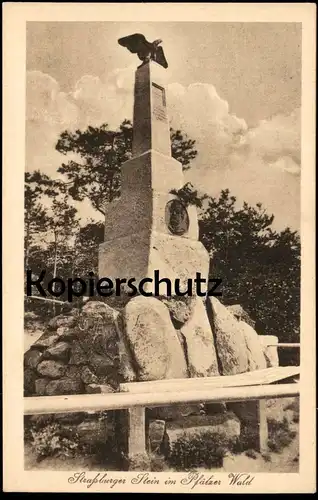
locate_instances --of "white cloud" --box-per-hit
[165,82,300,229]
[168,82,248,152]
[71,72,133,129]
[243,108,300,165]
[25,68,300,230]
[27,70,78,127]
[271,156,301,175]
[26,71,79,173]
[25,68,134,173]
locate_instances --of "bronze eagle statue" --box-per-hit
[118,33,168,69]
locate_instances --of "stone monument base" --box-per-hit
[99,230,210,296]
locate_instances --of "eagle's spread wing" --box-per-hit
[118,33,150,54]
[155,46,168,69]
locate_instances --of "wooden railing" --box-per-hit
[24,382,299,416]
[275,343,300,348]
[25,371,299,457]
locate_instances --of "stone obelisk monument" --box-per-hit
[99,45,209,296]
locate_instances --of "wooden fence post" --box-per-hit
[228,398,269,453]
[258,399,268,454]
[128,406,146,458]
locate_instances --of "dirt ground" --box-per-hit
[24,444,118,471]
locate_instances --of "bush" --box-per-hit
[168,430,230,470]
[267,417,296,453]
[29,423,82,462]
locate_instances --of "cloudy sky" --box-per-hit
[26,22,301,230]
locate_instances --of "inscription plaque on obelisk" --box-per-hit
[152,83,167,122]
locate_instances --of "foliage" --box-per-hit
[199,189,300,349]
[25,171,78,266]
[24,172,50,269]
[25,219,104,319]
[29,423,81,462]
[72,220,104,279]
[169,128,197,170]
[168,430,231,470]
[56,121,132,215]
[46,195,79,298]
[56,120,198,215]
[25,171,82,315]
[170,182,208,208]
[267,417,297,453]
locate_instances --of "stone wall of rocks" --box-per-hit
[24,301,137,397]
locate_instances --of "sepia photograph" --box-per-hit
[3,3,316,494]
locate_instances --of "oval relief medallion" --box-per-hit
[165,199,189,236]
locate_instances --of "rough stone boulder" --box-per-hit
[209,297,267,375]
[32,331,60,350]
[158,295,197,328]
[42,342,71,363]
[24,349,43,370]
[81,301,136,384]
[208,297,249,375]
[180,298,219,377]
[68,417,114,449]
[165,412,241,456]
[122,296,188,381]
[44,378,84,396]
[227,304,256,328]
[48,314,77,331]
[148,420,166,453]
[24,368,37,396]
[147,402,205,422]
[240,321,267,370]
[36,360,67,379]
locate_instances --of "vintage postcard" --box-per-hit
[3,2,316,493]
